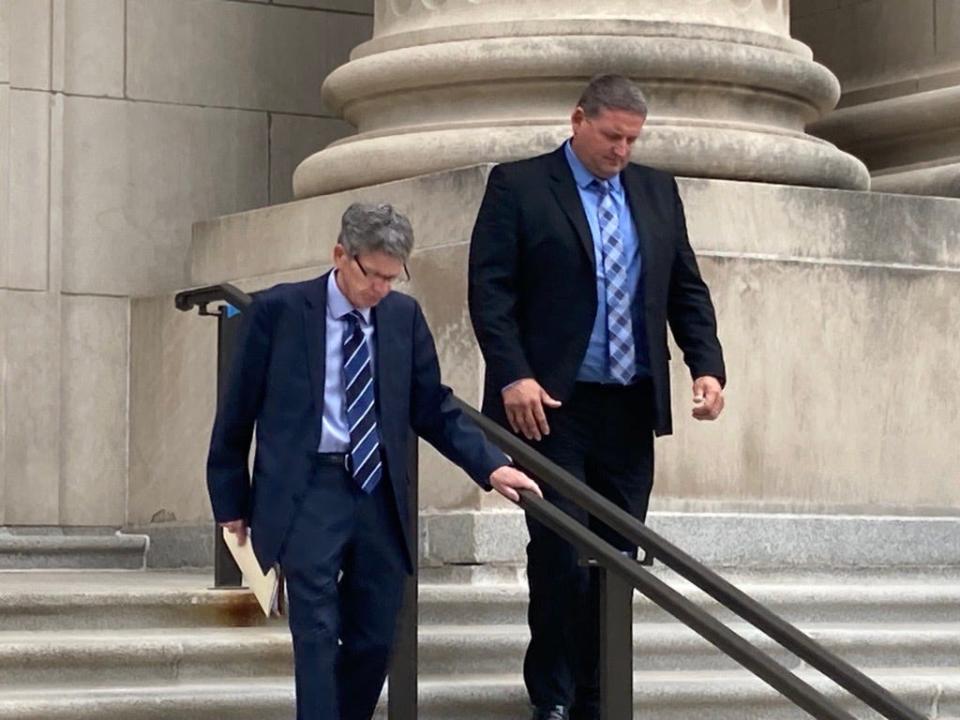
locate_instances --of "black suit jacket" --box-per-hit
[207,272,508,573]
[468,146,725,437]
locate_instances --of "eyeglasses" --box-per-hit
[353,255,410,285]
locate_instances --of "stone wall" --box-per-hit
[793,0,960,196]
[0,0,372,527]
[133,167,959,544]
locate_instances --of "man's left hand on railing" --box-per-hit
[490,465,542,503]
[692,375,725,421]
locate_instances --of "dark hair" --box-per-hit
[578,74,648,119]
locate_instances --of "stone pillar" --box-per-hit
[794,0,960,198]
[293,0,869,198]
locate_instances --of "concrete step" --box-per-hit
[0,679,295,720]
[371,669,960,720]
[0,532,147,570]
[6,569,958,633]
[0,670,955,720]
[418,622,960,677]
[0,628,292,687]
[4,620,957,689]
[0,571,269,631]
[419,573,960,626]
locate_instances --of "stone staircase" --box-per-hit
[0,569,292,719]
[1,564,959,719]
[0,528,147,570]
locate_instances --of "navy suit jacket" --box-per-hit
[207,272,508,573]
[469,146,725,437]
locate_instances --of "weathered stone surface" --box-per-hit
[60,295,128,526]
[128,293,216,527]
[61,96,268,296]
[6,90,50,291]
[0,84,10,291]
[420,509,960,568]
[938,0,960,59]
[793,0,938,91]
[0,291,61,525]
[8,0,52,91]
[126,0,371,114]
[0,0,10,84]
[269,114,354,205]
[53,0,125,98]
[192,165,489,286]
[795,0,960,196]
[408,241,488,511]
[0,532,146,570]
[137,523,214,569]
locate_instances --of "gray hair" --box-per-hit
[578,74,648,119]
[338,202,414,261]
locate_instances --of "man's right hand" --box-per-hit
[220,519,248,546]
[502,378,562,441]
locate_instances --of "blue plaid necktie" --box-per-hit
[595,180,636,384]
[342,310,382,493]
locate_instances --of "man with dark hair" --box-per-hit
[468,75,726,720]
[208,202,540,720]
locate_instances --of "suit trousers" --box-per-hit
[523,380,655,717]
[280,460,408,720]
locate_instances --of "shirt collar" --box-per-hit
[327,271,371,324]
[563,139,623,194]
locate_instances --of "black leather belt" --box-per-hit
[317,452,351,471]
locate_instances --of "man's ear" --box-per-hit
[571,106,585,131]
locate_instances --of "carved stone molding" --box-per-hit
[294,0,867,197]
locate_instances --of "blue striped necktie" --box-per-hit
[342,310,382,493]
[594,179,636,384]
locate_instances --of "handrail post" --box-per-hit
[213,306,243,588]
[388,432,419,719]
[599,563,633,720]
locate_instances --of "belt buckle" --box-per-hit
[342,453,351,473]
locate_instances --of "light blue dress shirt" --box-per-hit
[563,141,648,383]
[319,271,376,452]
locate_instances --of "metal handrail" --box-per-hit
[456,397,925,720]
[175,283,251,315]
[178,283,923,720]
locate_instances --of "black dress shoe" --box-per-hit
[531,706,569,720]
[569,705,598,720]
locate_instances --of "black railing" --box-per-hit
[179,282,924,720]
[456,399,926,720]
[176,283,252,588]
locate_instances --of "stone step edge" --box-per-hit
[2,668,958,698]
[0,534,150,570]
[12,576,951,600]
[2,622,959,684]
[3,621,960,646]
[0,535,148,551]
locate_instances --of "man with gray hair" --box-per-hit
[208,202,540,720]
[469,74,726,719]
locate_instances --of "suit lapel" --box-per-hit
[622,167,656,287]
[547,148,595,265]
[371,296,399,437]
[303,273,329,425]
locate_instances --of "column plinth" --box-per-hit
[294,0,868,198]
